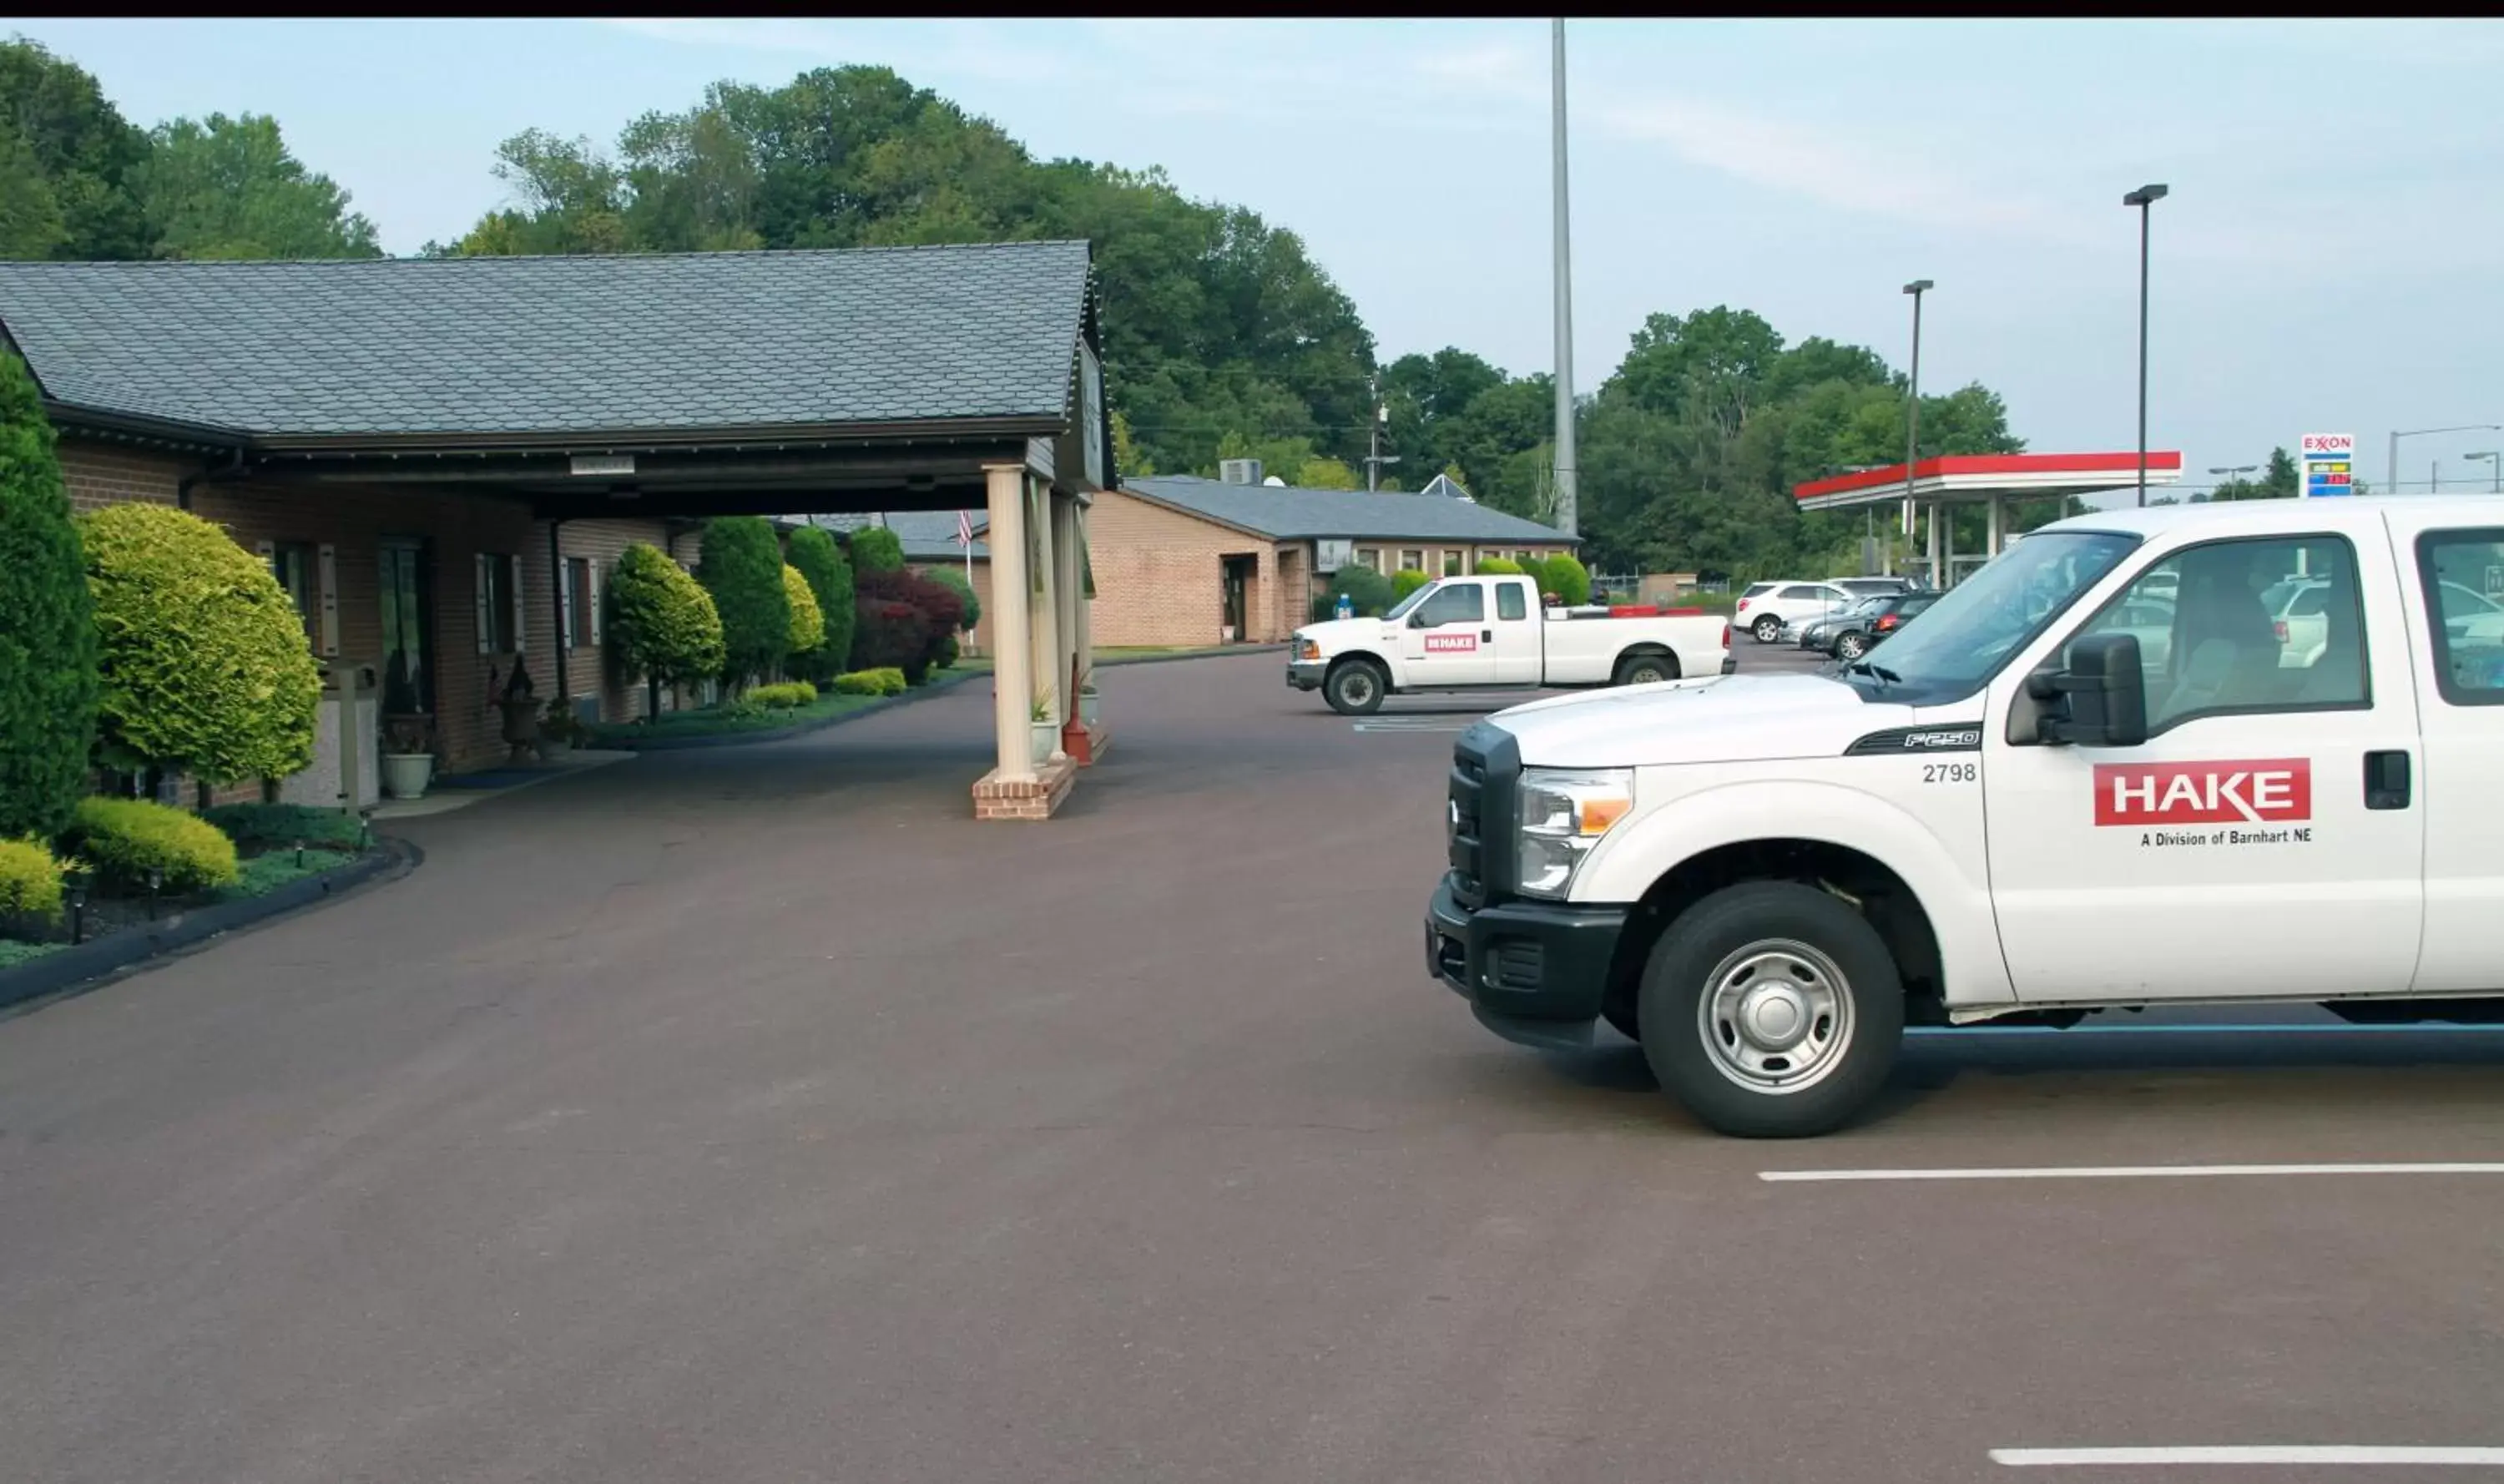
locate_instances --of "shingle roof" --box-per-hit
[0,242,1093,441]
[1125,475,1579,545]
[776,511,988,560]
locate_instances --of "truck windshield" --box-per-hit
[1384,581,1437,621]
[1840,530,2139,703]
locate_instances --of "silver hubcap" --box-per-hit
[1839,636,1864,658]
[1756,619,1780,639]
[1696,939,1855,1094]
[1630,665,1663,684]
[1340,672,1376,706]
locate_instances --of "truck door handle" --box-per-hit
[1482,629,1493,643]
[2365,750,2411,810]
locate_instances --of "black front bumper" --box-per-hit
[1426,877,1628,1052]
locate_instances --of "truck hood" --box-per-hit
[1486,672,1917,770]
[1296,615,1403,651]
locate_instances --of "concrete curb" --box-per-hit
[594,647,1285,754]
[0,839,420,1017]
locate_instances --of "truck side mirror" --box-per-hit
[1408,611,1430,629]
[2032,633,2148,748]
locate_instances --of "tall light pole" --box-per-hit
[2122,183,2168,507]
[1902,279,1931,583]
[2391,424,2501,495]
[1550,18,1578,538]
[2467,450,2501,493]
[2209,463,2256,502]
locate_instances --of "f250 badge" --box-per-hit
[1423,634,1478,653]
[2093,759,2311,827]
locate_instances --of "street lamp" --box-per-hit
[2122,183,2168,507]
[2461,450,2500,494]
[2208,464,2256,502]
[1902,278,1932,581]
[2390,424,2501,495]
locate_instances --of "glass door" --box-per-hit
[378,539,436,718]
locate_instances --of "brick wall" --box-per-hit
[524,517,681,724]
[1083,488,1279,648]
[59,446,185,513]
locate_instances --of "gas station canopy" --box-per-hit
[1793,451,2185,512]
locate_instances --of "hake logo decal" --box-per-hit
[1423,633,1479,654]
[2093,759,2310,827]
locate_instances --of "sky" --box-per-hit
[16,17,2504,503]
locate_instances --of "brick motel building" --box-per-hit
[0,242,1117,820]
[913,467,1581,654]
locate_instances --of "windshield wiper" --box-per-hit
[1845,659,1901,686]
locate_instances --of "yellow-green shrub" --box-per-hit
[782,564,825,655]
[831,668,907,697]
[0,837,65,923]
[66,796,238,892]
[79,502,321,785]
[749,680,817,709]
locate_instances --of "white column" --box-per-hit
[1925,502,1943,588]
[1030,477,1063,758]
[1987,493,2006,558]
[1052,491,1080,721]
[1073,502,1094,694]
[984,463,1034,783]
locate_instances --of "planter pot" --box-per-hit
[381,752,434,800]
[1029,722,1057,768]
[1221,624,1238,644]
[1078,690,1100,728]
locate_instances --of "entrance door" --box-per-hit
[378,539,437,719]
[1220,556,1251,642]
[1984,531,2424,1003]
[1401,581,1501,685]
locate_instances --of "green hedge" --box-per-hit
[0,836,64,923]
[201,801,362,850]
[926,564,981,633]
[1325,564,1397,618]
[1534,553,1593,606]
[0,347,99,841]
[1390,568,1431,600]
[66,796,238,891]
[748,680,818,709]
[782,563,825,657]
[1472,556,1525,574]
[697,517,791,687]
[784,526,853,686]
[608,543,725,699]
[81,502,321,786]
[849,526,905,574]
[832,668,908,697]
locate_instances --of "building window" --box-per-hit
[564,557,593,649]
[1442,550,1463,577]
[266,542,316,646]
[1400,548,1424,572]
[1356,548,1381,573]
[475,552,523,654]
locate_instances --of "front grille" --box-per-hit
[1488,939,1543,992]
[1446,723,1521,910]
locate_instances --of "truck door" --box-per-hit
[1490,578,1545,684]
[2396,518,2504,993]
[1401,580,1500,685]
[1982,530,2425,1003]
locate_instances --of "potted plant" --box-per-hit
[381,714,435,800]
[1078,673,1100,729]
[1029,690,1058,768]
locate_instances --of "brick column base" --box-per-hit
[971,755,1078,820]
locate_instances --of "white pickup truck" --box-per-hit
[1288,573,1733,715]
[1424,497,2504,1137]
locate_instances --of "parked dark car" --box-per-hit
[1827,591,1939,660]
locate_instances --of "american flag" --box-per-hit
[956,510,974,546]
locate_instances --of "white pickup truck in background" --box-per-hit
[1424,496,2504,1138]
[1289,573,1733,715]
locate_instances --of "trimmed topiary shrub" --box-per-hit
[1536,553,1592,606]
[695,516,790,688]
[200,801,361,850]
[784,525,853,686]
[854,568,962,679]
[0,836,65,924]
[747,680,816,709]
[1472,556,1524,575]
[848,525,904,575]
[608,543,725,719]
[1325,563,1398,618]
[851,598,933,683]
[832,668,907,697]
[0,347,98,843]
[1390,567,1432,602]
[782,564,824,665]
[925,564,980,635]
[66,795,238,892]
[81,502,321,789]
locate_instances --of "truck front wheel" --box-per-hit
[1637,881,1903,1138]
[1325,659,1388,715]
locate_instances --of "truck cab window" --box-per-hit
[1497,583,1527,622]
[1417,583,1485,627]
[2417,530,2504,703]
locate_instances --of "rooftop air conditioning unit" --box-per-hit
[1219,458,1264,486]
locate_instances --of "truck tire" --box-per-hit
[1637,881,1903,1138]
[1325,659,1388,716]
[1835,631,1869,661]
[1752,614,1783,644]
[1613,652,1678,687]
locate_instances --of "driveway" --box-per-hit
[4,653,2501,1482]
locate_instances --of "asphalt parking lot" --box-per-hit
[3,645,2501,1482]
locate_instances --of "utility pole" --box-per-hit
[1902,280,1931,583]
[2123,183,2168,507]
[1364,391,1398,492]
[1550,18,1578,538]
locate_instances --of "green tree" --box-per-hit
[2213,447,2300,502]
[1535,553,1592,606]
[1325,563,1396,618]
[0,37,152,260]
[606,543,725,718]
[782,563,824,664]
[695,516,790,688]
[1295,456,1359,490]
[80,502,321,789]
[133,113,381,260]
[1109,408,1154,478]
[0,346,97,840]
[783,524,854,684]
[848,525,904,574]
[1390,567,1431,601]
[926,563,980,633]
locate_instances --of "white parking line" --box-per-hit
[1992,1446,2504,1467]
[1761,1163,2504,1184]
[1350,720,1475,733]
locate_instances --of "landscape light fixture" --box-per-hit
[2122,184,2168,507]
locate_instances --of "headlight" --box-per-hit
[1516,768,1633,900]
[1297,637,1321,660]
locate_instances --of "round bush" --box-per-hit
[608,543,725,693]
[782,563,825,658]
[784,525,854,686]
[1326,564,1397,618]
[855,568,963,677]
[926,564,980,633]
[851,598,932,683]
[0,349,98,841]
[1390,568,1431,601]
[67,795,238,892]
[849,526,904,574]
[0,835,64,924]
[1473,556,1524,575]
[1537,553,1592,606]
[696,517,791,686]
[81,503,321,786]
